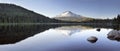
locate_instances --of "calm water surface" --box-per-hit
[0,25,120,51]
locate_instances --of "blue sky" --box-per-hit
[0,0,120,18]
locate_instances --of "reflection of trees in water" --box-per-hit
[0,23,119,45]
[80,23,120,30]
[112,24,120,30]
[0,25,58,45]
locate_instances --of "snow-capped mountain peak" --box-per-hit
[56,11,82,17]
[53,11,93,22]
[62,11,73,15]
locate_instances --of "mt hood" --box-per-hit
[53,11,93,22]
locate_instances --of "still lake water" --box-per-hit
[0,24,120,51]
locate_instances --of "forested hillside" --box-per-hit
[0,3,64,23]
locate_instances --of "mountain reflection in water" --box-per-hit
[0,24,120,51]
[54,25,93,36]
[0,24,120,45]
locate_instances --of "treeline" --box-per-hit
[82,14,120,24]
[113,15,120,24]
[82,19,112,23]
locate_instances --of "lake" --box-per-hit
[0,24,120,51]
